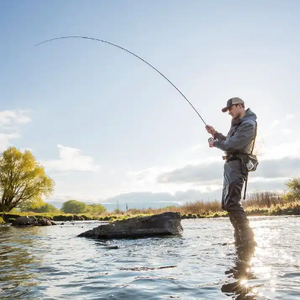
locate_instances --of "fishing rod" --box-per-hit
[34,35,207,125]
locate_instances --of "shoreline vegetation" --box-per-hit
[1,191,300,225]
[1,147,300,225]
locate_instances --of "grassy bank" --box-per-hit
[1,192,300,224]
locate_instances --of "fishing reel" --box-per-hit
[208,137,215,148]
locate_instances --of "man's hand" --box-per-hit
[208,137,214,148]
[205,125,217,136]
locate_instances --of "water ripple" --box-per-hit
[1,217,300,299]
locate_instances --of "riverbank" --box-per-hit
[1,199,300,224]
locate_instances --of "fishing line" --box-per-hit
[34,35,207,125]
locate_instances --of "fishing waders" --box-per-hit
[222,159,256,249]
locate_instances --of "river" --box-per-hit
[1,216,300,299]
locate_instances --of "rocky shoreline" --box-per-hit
[0,213,95,224]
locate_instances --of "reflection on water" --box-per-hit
[222,244,257,299]
[1,217,300,299]
[0,226,41,299]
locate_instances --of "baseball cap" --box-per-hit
[221,97,245,112]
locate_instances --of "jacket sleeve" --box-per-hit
[214,132,226,141]
[213,121,255,152]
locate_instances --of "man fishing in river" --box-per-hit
[35,36,258,250]
[205,97,258,249]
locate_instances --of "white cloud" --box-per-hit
[285,114,294,121]
[157,160,223,184]
[269,120,279,128]
[43,144,100,172]
[0,110,31,126]
[187,143,204,153]
[0,132,20,151]
[0,109,31,151]
[261,140,300,160]
[280,129,292,135]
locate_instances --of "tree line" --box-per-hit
[20,199,106,214]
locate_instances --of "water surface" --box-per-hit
[1,216,300,299]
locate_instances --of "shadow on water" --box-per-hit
[221,244,258,300]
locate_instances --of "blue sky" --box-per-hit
[1,0,300,209]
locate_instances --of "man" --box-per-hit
[205,97,257,248]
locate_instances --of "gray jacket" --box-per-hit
[213,108,257,155]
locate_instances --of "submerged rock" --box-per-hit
[78,212,183,239]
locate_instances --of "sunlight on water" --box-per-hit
[1,217,300,299]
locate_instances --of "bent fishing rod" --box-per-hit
[34,35,207,125]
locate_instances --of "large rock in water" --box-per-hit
[78,212,183,239]
[12,216,56,226]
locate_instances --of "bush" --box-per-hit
[245,191,283,208]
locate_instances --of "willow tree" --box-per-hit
[0,147,55,212]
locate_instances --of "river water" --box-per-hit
[1,216,300,300]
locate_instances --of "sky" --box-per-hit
[1,0,300,210]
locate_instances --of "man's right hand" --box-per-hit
[205,125,217,136]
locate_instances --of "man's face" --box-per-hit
[228,104,242,119]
